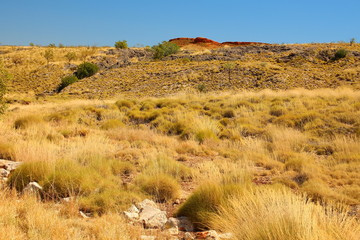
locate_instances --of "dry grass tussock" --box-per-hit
[0,88,359,238]
[210,186,360,240]
[0,190,138,240]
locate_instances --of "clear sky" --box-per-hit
[1,0,359,46]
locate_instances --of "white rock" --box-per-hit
[184,232,194,240]
[164,226,179,235]
[123,211,139,221]
[128,204,140,213]
[139,205,167,229]
[206,230,219,240]
[164,217,194,232]
[23,182,43,194]
[61,197,74,203]
[136,199,158,210]
[164,217,179,229]
[79,211,90,219]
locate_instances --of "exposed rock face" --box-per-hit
[139,205,168,229]
[169,37,269,49]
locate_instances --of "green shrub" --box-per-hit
[151,41,180,59]
[138,174,180,202]
[75,62,99,79]
[114,40,128,49]
[333,49,348,61]
[176,183,246,229]
[57,75,78,92]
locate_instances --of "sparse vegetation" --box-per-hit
[64,51,77,63]
[0,41,360,239]
[43,49,54,64]
[333,48,348,61]
[75,62,99,79]
[57,75,79,92]
[152,41,180,59]
[114,40,128,49]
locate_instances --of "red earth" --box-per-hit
[169,37,269,49]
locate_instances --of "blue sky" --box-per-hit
[1,0,359,46]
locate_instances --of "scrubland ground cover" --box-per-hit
[1,42,360,100]
[0,88,359,239]
[0,42,359,239]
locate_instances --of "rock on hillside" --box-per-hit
[169,37,268,49]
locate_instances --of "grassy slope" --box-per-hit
[1,43,360,239]
[1,43,360,99]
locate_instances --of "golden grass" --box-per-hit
[0,88,359,238]
[210,186,360,240]
[0,190,137,240]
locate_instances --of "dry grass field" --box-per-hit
[0,43,359,239]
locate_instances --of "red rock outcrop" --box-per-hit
[169,37,269,49]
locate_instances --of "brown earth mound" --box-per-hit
[169,37,269,49]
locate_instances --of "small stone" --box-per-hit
[61,197,73,203]
[164,226,179,235]
[164,216,194,232]
[0,168,9,177]
[123,211,139,221]
[23,182,43,194]
[127,204,140,213]
[79,211,90,219]
[136,199,158,210]
[218,232,234,239]
[164,217,179,229]
[140,205,167,229]
[184,232,195,240]
[196,230,219,240]
[177,216,194,232]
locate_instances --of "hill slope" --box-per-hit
[1,42,360,99]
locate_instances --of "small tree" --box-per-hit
[115,40,128,49]
[75,62,99,79]
[223,62,236,83]
[333,49,348,61]
[151,41,180,59]
[48,43,56,48]
[65,52,77,63]
[350,38,356,46]
[43,49,54,65]
[29,42,35,47]
[57,75,78,92]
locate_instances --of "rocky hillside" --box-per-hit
[1,41,360,99]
